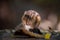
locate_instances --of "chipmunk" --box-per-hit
[18,10,44,38]
[22,10,41,30]
[15,10,58,38]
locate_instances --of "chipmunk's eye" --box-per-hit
[25,15,32,20]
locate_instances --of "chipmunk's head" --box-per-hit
[22,10,41,31]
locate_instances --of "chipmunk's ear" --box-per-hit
[21,11,26,20]
[24,11,27,14]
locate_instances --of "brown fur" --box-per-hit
[21,10,43,38]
